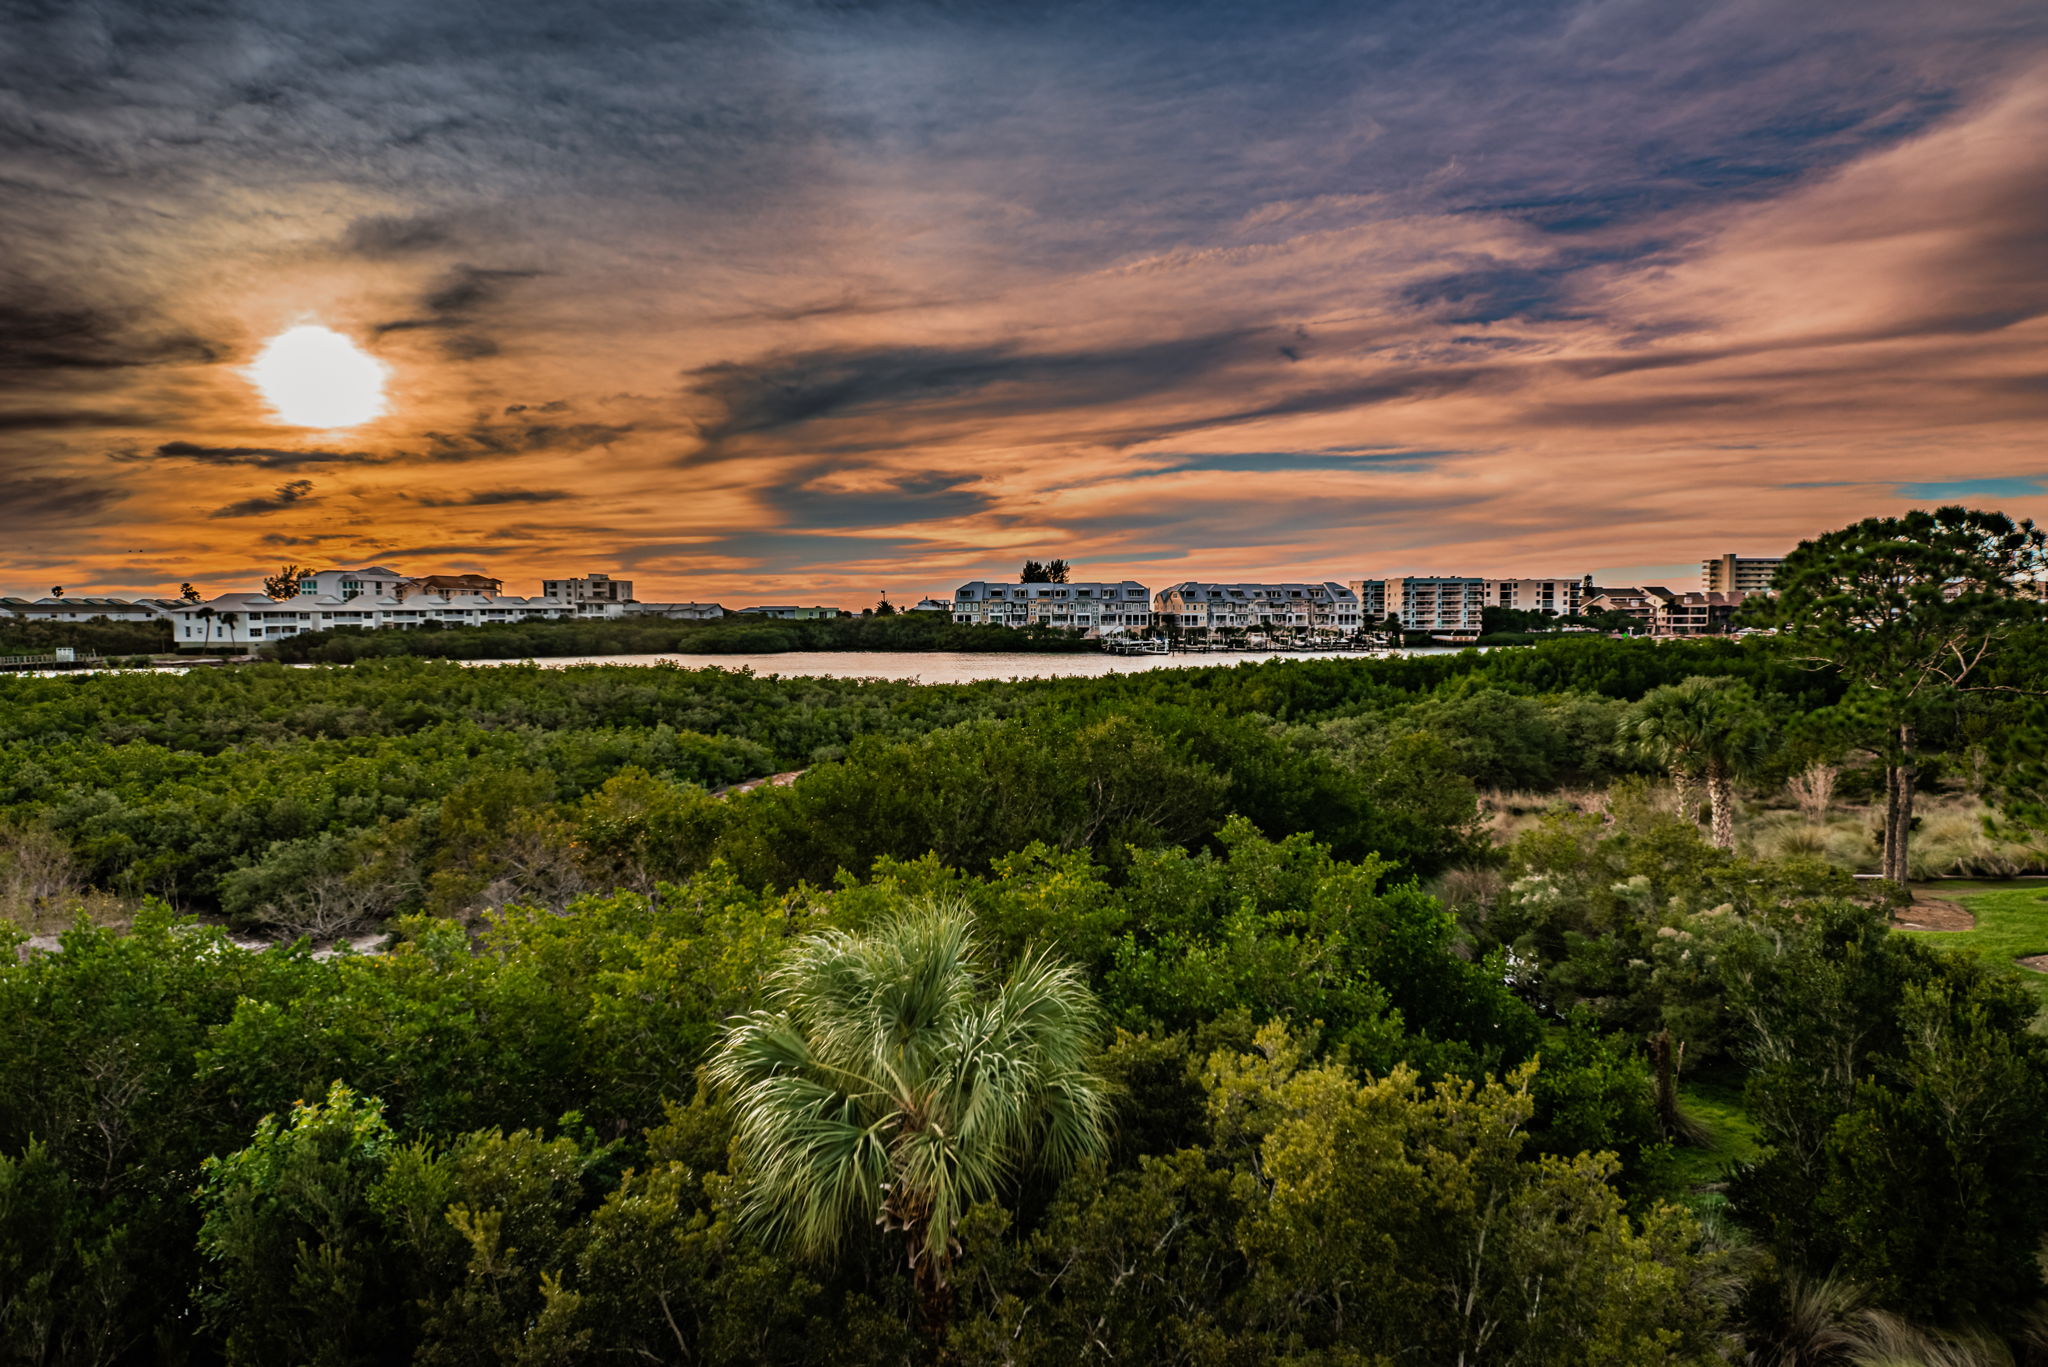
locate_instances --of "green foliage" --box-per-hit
[708,904,1110,1317]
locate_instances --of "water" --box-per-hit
[482,648,1411,683]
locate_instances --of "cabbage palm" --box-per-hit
[706,903,1109,1332]
[1622,676,1770,848]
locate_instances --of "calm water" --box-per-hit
[488,649,1411,683]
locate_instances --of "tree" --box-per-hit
[873,596,897,617]
[179,582,200,602]
[706,904,1109,1334]
[49,586,62,599]
[1019,560,1048,582]
[263,564,310,601]
[1043,558,1070,583]
[1621,677,1769,847]
[1761,507,2048,883]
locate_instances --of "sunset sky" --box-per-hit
[5,0,2047,604]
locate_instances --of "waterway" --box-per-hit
[489,648,1419,683]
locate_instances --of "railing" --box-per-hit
[0,651,105,669]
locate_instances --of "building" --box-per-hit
[543,572,634,604]
[1701,554,1784,594]
[619,602,725,620]
[1351,577,1487,636]
[909,598,952,613]
[1579,587,1660,630]
[1151,582,1361,634]
[291,566,410,601]
[952,581,1153,636]
[1654,589,1750,636]
[1485,577,1587,617]
[409,573,503,597]
[0,595,176,624]
[164,590,614,648]
[736,605,843,620]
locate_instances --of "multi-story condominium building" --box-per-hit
[1351,577,1487,636]
[1152,582,1361,632]
[165,588,613,648]
[1654,589,1750,636]
[1485,577,1586,616]
[1579,587,1660,629]
[291,566,411,601]
[953,581,1153,636]
[543,572,634,603]
[1701,554,1784,594]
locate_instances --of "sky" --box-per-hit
[4,0,2047,605]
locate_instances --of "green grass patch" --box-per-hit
[1901,882,2048,1005]
[1648,1080,1761,1220]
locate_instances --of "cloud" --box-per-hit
[375,264,542,360]
[339,212,456,257]
[0,301,216,373]
[211,480,317,519]
[134,441,389,469]
[0,476,126,525]
[413,420,636,461]
[405,488,575,507]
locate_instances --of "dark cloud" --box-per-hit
[0,301,216,373]
[685,331,1264,457]
[375,265,541,359]
[133,441,388,469]
[261,532,359,546]
[339,213,455,257]
[0,476,126,525]
[763,469,992,531]
[405,488,575,507]
[210,479,317,519]
[414,420,635,461]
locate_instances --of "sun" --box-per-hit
[245,324,389,429]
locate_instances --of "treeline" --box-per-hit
[268,610,1093,662]
[0,638,1838,930]
[0,615,170,658]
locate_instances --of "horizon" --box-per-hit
[7,0,2046,602]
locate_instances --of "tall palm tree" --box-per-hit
[707,904,1109,1334]
[1622,676,1769,849]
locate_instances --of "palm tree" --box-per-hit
[1621,676,1769,849]
[707,904,1109,1334]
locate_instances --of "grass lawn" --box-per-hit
[1902,880,2048,1006]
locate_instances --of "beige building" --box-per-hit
[1701,554,1784,593]
[1351,577,1487,635]
[543,572,635,603]
[1485,577,1586,616]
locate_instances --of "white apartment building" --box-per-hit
[1152,582,1362,632]
[952,581,1153,636]
[1486,577,1587,616]
[544,572,634,603]
[164,563,623,648]
[1701,554,1784,593]
[618,601,725,620]
[1,595,179,624]
[1350,577,1488,636]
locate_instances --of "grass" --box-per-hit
[1650,1079,1762,1220]
[1899,880,2048,1005]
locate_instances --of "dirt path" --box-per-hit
[2018,954,2048,974]
[1892,897,1976,932]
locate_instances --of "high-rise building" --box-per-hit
[1484,577,1586,616]
[1350,577,1487,635]
[543,572,634,603]
[1701,554,1784,593]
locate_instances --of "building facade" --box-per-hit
[952,581,1153,636]
[1485,577,1586,616]
[619,602,725,620]
[1654,589,1750,636]
[1,596,178,624]
[736,605,843,620]
[1151,582,1361,633]
[1701,554,1784,594]
[543,572,634,603]
[165,589,614,648]
[1351,577,1487,636]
